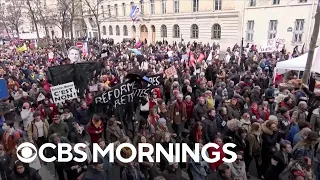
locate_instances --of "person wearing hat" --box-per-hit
[20,102,34,131]
[27,111,49,148]
[48,114,69,138]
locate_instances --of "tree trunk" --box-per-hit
[15,25,20,39]
[301,0,320,84]
[96,16,101,42]
[70,19,74,45]
[61,25,66,54]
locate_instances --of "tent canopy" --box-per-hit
[275,47,320,75]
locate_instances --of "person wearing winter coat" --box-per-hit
[189,143,209,180]
[227,97,241,120]
[229,153,247,180]
[0,144,13,180]
[121,161,145,180]
[38,98,59,124]
[277,107,291,139]
[169,94,187,136]
[82,157,107,180]
[292,101,308,123]
[87,115,104,144]
[70,122,91,145]
[216,107,228,134]
[310,107,320,132]
[246,122,263,179]
[202,109,218,143]
[292,127,311,147]
[27,111,49,148]
[105,117,124,144]
[47,115,69,138]
[261,118,279,176]
[192,96,209,122]
[75,101,91,126]
[8,160,42,180]
[162,162,182,180]
[20,102,34,131]
[265,140,292,180]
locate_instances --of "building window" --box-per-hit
[273,0,280,5]
[101,6,104,17]
[299,0,307,2]
[191,24,199,38]
[123,25,128,36]
[116,25,120,35]
[102,26,106,35]
[215,0,221,10]
[174,0,179,13]
[162,0,166,14]
[115,4,118,16]
[249,0,256,6]
[150,0,155,14]
[122,3,126,16]
[140,0,144,14]
[246,20,254,41]
[109,25,113,35]
[268,20,278,39]
[107,5,111,16]
[161,25,167,37]
[193,0,199,12]
[211,24,221,39]
[173,24,180,38]
[293,19,304,43]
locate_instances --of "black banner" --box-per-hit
[91,74,164,113]
[48,62,102,96]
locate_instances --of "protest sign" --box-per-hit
[165,66,177,78]
[89,84,98,92]
[37,93,45,102]
[92,74,163,112]
[260,38,285,52]
[50,82,77,104]
[0,79,8,99]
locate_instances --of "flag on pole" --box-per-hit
[129,5,141,22]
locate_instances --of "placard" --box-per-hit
[89,84,98,92]
[165,66,177,78]
[50,82,77,104]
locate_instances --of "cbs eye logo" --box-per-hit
[16,142,38,163]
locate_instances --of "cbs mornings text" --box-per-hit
[17,142,237,163]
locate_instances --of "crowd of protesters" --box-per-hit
[0,37,318,180]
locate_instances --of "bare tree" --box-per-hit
[5,0,24,39]
[0,8,11,38]
[83,0,117,42]
[49,0,71,52]
[68,0,82,43]
[25,0,40,42]
[34,0,52,38]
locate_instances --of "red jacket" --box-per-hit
[38,104,59,120]
[208,145,225,171]
[185,100,194,120]
[87,121,104,143]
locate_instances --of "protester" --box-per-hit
[9,160,42,180]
